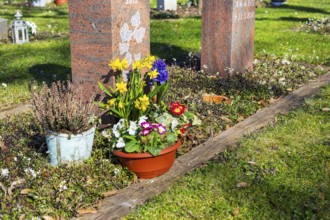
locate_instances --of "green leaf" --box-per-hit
[98,82,113,96]
[167,133,177,144]
[148,147,161,156]
[192,115,202,126]
[124,140,140,153]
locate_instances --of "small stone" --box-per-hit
[321,108,330,112]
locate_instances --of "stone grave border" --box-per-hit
[0,72,329,219]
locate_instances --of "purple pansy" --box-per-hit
[156,124,167,135]
[141,121,153,130]
[141,129,151,136]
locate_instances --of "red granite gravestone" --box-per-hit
[201,0,256,77]
[68,0,150,99]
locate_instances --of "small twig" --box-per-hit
[8,179,25,199]
[175,201,198,220]
[0,181,7,198]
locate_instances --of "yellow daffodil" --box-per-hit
[147,55,156,63]
[120,58,129,70]
[107,98,116,107]
[135,100,140,109]
[133,60,142,70]
[118,102,124,109]
[148,69,159,79]
[139,94,149,104]
[109,58,121,71]
[115,81,127,93]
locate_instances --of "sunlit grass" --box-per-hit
[126,84,330,219]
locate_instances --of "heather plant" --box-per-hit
[30,81,98,134]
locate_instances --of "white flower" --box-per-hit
[112,126,120,138]
[127,121,138,135]
[138,116,148,125]
[1,168,9,177]
[101,129,112,139]
[253,59,259,65]
[24,168,37,178]
[281,59,291,65]
[116,138,125,148]
[14,157,17,161]
[1,83,7,88]
[113,168,120,175]
[58,180,67,192]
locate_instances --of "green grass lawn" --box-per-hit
[125,84,330,219]
[0,0,329,108]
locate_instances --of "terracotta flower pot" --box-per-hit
[54,0,68,6]
[113,140,181,179]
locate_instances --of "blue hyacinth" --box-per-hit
[151,59,168,85]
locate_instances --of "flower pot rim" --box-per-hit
[113,139,181,159]
[47,126,96,138]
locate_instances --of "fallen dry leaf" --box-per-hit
[77,207,97,215]
[237,116,245,122]
[225,124,231,130]
[258,100,268,107]
[43,216,55,220]
[102,189,118,197]
[236,182,249,188]
[20,188,32,195]
[220,116,232,123]
[322,108,330,112]
[232,207,240,216]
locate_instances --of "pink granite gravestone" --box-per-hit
[201,0,256,77]
[68,0,150,99]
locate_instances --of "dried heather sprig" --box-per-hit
[30,81,98,134]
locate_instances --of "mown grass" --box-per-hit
[0,0,329,108]
[125,84,330,220]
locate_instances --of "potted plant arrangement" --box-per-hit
[31,81,98,166]
[99,56,201,179]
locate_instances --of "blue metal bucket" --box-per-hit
[46,127,96,166]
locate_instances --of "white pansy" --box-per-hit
[117,119,125,129]
[127,121,138,135]
[138,116,148,125]
[116,138,125,148]
[112,125,120,138]
[1,168,9,177]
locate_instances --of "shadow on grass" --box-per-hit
[151,42,192,65]
[267,4,329,15]
[28,63,71,85]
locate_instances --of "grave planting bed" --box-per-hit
[0,56,328,219]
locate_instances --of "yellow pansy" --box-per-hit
[109,58,121,71]
[147,69,158,79]
[115,81,127,93]
[133,60,142,70]
[118,102,124,109]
